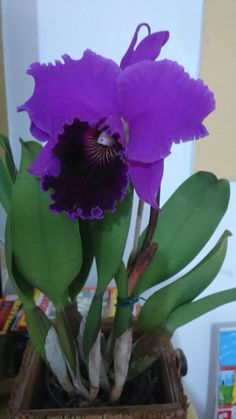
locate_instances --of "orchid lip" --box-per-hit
[82,125,120,168]
[40,119,130,220]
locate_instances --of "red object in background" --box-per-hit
[217,410,232,419]
[0,300,13,328]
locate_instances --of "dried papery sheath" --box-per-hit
[100,357,111,394]
[77,317,86,362]
[110,327,133,402]
[88,330,102,400]
[104,328,115,368]
[45,327,74,395]
[128,329,171,379]
[66,342,90,400]
[99,331,111,393]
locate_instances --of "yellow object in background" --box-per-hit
[188,403,198,419]
[184,386,198,419]
[195,0,236,180]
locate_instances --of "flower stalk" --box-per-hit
[128,189,160,295]
[141,189,161,252]
[130,199,144,263]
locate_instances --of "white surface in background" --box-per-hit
[2,1,236,417]
[0,0,39,239]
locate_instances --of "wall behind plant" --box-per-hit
[1,1,236,417]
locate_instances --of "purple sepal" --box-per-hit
[120,23,169,69]
[128,159,164,209]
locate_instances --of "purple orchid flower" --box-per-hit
[19,23,215,220]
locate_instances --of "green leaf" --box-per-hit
[93,187,133,293]
[135,172,230,294]
[10,141,82,307]
[24,306,52,361]
[0,134,17,182]
[69,220,94,302]
[166,288,236,334]
[5,213,51,361]
[5,213,35,307]
[0,158,13,213]
[82,294,103,362]
[138,230,231,331]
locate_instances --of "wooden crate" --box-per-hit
[8,342,187,419]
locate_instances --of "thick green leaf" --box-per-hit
[138,230,230,331]
[82,294,103,362]
[69,220,94,302]
[0,134,17,181]
[25,306,52,360]
[5,213,50,361]
[0,159,13,213]
[135,172,230,294]
[166,288,236,334]
[5,213,35,307]
[11,141,82,307]
[93,187,133,293]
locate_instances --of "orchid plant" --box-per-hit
[0,23,233,404]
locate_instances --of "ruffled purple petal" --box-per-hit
[18,50,122,141]
[29,138,60,179]
[129,159,164,209]
[120,23,169,69]
[118,59,215,163]
[40,120,129,220]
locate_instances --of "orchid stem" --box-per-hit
[127,189,161,295]
[131,199,144,262]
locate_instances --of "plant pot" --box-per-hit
[8,338,188,418]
